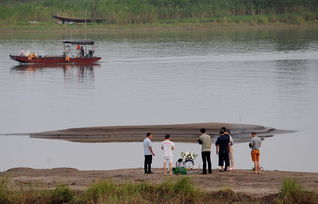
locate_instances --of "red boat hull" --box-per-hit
[10,55,101,64]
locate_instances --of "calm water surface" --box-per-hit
[0,28,317,172]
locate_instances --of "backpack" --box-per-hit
[172,167,187,175]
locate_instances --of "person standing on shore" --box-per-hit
[161,134,175,176]
[221,127,235,170]
[249,132,262,174]
[143,132,155,174]
[215,129,230,172]
[198,128,212,174]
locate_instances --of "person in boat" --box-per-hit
[19,49,25,56]
[88,50,94,57]
[75,45,84,57]
[80,46,85,57]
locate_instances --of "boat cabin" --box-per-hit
[63,40,96,58]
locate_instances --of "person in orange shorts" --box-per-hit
[249,132,261,174]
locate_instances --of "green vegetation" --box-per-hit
[272,178,318,204]
[52,185,74,203]
[83,177,200,203]
[0,176,317,204]
[0,177,10,204]
[0,0,317,26]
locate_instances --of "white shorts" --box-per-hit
[163,155,173,163]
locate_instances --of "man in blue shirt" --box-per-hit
[215,129,230,172]
[143,132,155,174]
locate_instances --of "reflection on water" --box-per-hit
[10,63,98,85]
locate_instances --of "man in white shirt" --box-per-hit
[143,132,155,174]
[161,134,175,176]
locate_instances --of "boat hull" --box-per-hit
[10,55,101,64]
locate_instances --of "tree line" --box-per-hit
[0,0,317,24]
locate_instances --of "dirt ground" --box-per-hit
[2,168,317,197]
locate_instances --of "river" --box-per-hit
[0,27,317,172]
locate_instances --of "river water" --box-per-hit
[0,27,317,172]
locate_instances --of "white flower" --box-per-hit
[181,152,198,161]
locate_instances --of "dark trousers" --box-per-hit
[201,151,212,173]
[144,155,152,173]
[218,150,230,169]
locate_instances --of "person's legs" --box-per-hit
[219,151,224,171]
[148,155,153,173]
[256,150,260,173]
[224,152,230,171]
[251,150,260,173]
[201,152,207,174]
[229,149,234,170]
[206,151,212,173]
[145,155,153,174]
[169,161,173,176]
[144,155,149,173]
[258,151,261,172]
[253,161,258,173]
[163,161,167,175]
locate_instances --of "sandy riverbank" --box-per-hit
[2,168,317,197]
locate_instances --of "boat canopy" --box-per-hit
[63,40,95,45]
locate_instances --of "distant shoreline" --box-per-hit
[1,22,317,34]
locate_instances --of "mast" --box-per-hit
[91,0,99,19]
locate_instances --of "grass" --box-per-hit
[0,177,10,204]
[272,178,318,204]
[83,177,199,203]
[0,17,317,35]
[0,0,317,26]
[52,185,74,204]
[0,176,317,204]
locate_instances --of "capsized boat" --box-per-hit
[10,40,101,64]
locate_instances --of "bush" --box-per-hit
[280,178,303,197]
[52,184,74,204]
[276,178,318,204]
[0,177,10,204]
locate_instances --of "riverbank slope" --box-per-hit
[2,168,318,196]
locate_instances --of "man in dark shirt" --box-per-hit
[215,129,230,172]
